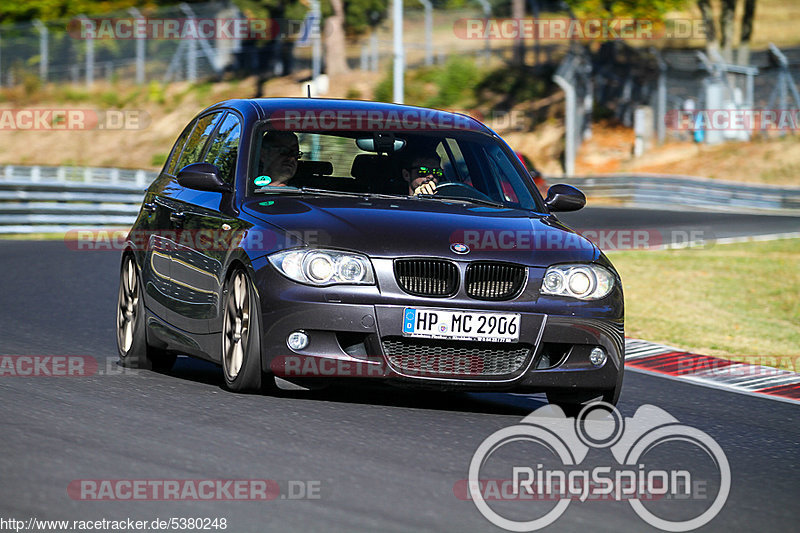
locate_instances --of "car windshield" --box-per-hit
[248,121,544,211]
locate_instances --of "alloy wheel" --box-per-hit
[223,271,251,380]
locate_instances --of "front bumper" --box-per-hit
[251,257,624,393]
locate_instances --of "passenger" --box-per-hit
[258,131,301,186]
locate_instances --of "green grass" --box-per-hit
[607,238,800,370]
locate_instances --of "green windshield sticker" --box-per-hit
[254,175,272,187]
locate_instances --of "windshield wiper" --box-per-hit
[415,194,508,209]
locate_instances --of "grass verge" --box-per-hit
[607,238,800,371]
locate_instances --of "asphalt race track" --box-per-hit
[1,207,798,532]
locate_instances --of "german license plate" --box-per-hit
[402,308,520,342]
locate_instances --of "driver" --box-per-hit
[399,150,443,196]
[258,131,301,186]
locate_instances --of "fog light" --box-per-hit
[287,331,309,351]
[589,347,607,367]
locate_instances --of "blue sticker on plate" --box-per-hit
[403,308,416,333]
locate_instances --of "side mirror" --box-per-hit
[176,163,232,193]
[544,184,586,212]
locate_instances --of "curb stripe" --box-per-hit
[625,339,800,405]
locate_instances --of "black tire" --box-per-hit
[116,254,177,371]
[547,386,621,418]
[221,269,263,392]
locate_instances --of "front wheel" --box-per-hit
[547,385,622,418]
[221,269,263,392]
[116,254,176,371]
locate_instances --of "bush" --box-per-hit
[474,65,552,109]
[373,57,482,110]
[150,153,167,168]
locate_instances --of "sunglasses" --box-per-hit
[412,166,443,178]
[267,146,303,159]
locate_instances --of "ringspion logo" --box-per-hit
[465,403,730,531]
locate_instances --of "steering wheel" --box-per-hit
[433,182,497,203]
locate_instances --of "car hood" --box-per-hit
[241,195,598,266]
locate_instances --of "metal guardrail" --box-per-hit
[0,165,157,233]
[0,165,798,234]
[559,174,800,211]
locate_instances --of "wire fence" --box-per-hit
[0,1,267,87]
[553,41,800,174]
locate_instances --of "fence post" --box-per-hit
[311,0,322,84]
[418,0,433,66]
[81,16,95,87]
[33,20,49,82]
[476,0,491,64]
[129,8,146,85]
[370,31,378,71]
[187,37,197,82]
[653,48,666,145]
[360,43,368,71]
[392,0,404,103]
[553,73,576,176]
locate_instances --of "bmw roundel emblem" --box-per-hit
[451,243,470,254]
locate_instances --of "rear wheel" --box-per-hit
[221,269,263,392]
[116,254,176,371]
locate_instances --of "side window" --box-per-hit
[175,112,223,172]
[165,122,194,175]
[204,113,241,184]
[441,138,470,184]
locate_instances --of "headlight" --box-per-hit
[540,264,614,300]
[269,249,375,286]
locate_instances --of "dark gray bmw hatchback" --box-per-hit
[116,98,624,410]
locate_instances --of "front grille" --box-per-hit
[394,259,459,297]
[465,262,527,300]
[382,337,531,378]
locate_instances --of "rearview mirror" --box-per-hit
[176,163,232,193]
[544,184,586,212]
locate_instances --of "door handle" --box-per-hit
[142,202,156,214]
[169,212,186,224]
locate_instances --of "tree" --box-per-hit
[564,0,689,22]
[512,0,525,66]
[737,0,757,65]
[0,0,141,22]
[324,0,349,75]
[696,0,759,65]
[320,0,389,76]
[719,0,736,61]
